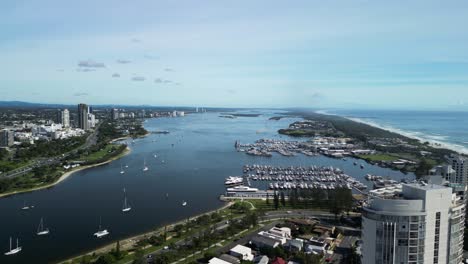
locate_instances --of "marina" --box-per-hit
[244,164,367,190]
[0,111,414,264]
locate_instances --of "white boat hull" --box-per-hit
[122,207,131,212]
[4,247,22,256]
[94,230,109,238]
[37,230,50,236]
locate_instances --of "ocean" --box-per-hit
[320,109,468,154]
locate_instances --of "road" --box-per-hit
[137,209,360,264]
[1,124,101,179]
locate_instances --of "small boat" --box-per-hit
[360,164,365,169]
[21,201,33,210]
[182,201,187,207]
[125,164,129,168]
[36,217,50,236]
[353,162,357,166]
[93,217,109,238]
[120,164,125,174]
[154,154,158,158]
[143,158,149,172]
[4,237,22,256]
[122,189,131,213]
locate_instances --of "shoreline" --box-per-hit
[347,116,468,155]
[60,201,233,264]
[315,110,468,155]
[0,146,132,199]
[0,130,150,199]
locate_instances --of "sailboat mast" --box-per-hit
[9,237,12,251]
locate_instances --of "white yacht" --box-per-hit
[21,201,33,210]
[122,189,131,212]
[4,237,21,256]
[93,218,109,238]
[36,217,50,236]
[226,185,259,192]
[143,158,149,172]
[224,176,243,186]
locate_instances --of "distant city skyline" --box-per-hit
[1,1,468,110]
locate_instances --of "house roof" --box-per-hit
[219,254,241,264]
[251,235,280,247]
[230,244,252,255]
[209,258,232,264]
[271,257,286,264]
[253,255,269,264]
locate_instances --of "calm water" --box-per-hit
[0,111,413,264]
[326,109,468,154]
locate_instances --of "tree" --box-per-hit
[131,250,145,264]
[273,191,279,210]
[280,192,286,207]
[415,158,433,178]
[113,240,121,259]
[203,251,217,262]
[94,254,116,264]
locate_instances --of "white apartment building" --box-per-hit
[362,182,465,264]
[449,155,468,185]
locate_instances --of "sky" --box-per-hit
[1,0,468,109]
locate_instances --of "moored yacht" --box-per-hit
[4,237,21,256]
[122,188,131,212]
[226,185,259,192]
[224,176,243,186]
[36,217,50,236]
[93,217,109,238]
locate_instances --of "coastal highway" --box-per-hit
[138,210,359,264]
[1,124,101,179]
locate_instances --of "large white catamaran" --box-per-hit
[93,217,109,238]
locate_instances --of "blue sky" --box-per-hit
[1,0,468,109]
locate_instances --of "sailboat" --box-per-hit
[21,201,33,210]
[4,237,22,256]
[36,217,50,236]
[122,189,131,212]
[93,217,109,238]
[143,158,149,172]
[120,164,125,174]
[182,201,187,207]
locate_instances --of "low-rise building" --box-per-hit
[218,254,240,264]
[209,257,232,264]
[0,129,14,147]
[253,255,269,264]
[229,245,254,261]
[251,235,281,249]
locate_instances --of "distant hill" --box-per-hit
[0,101,243,111]
[0,101,73,109]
